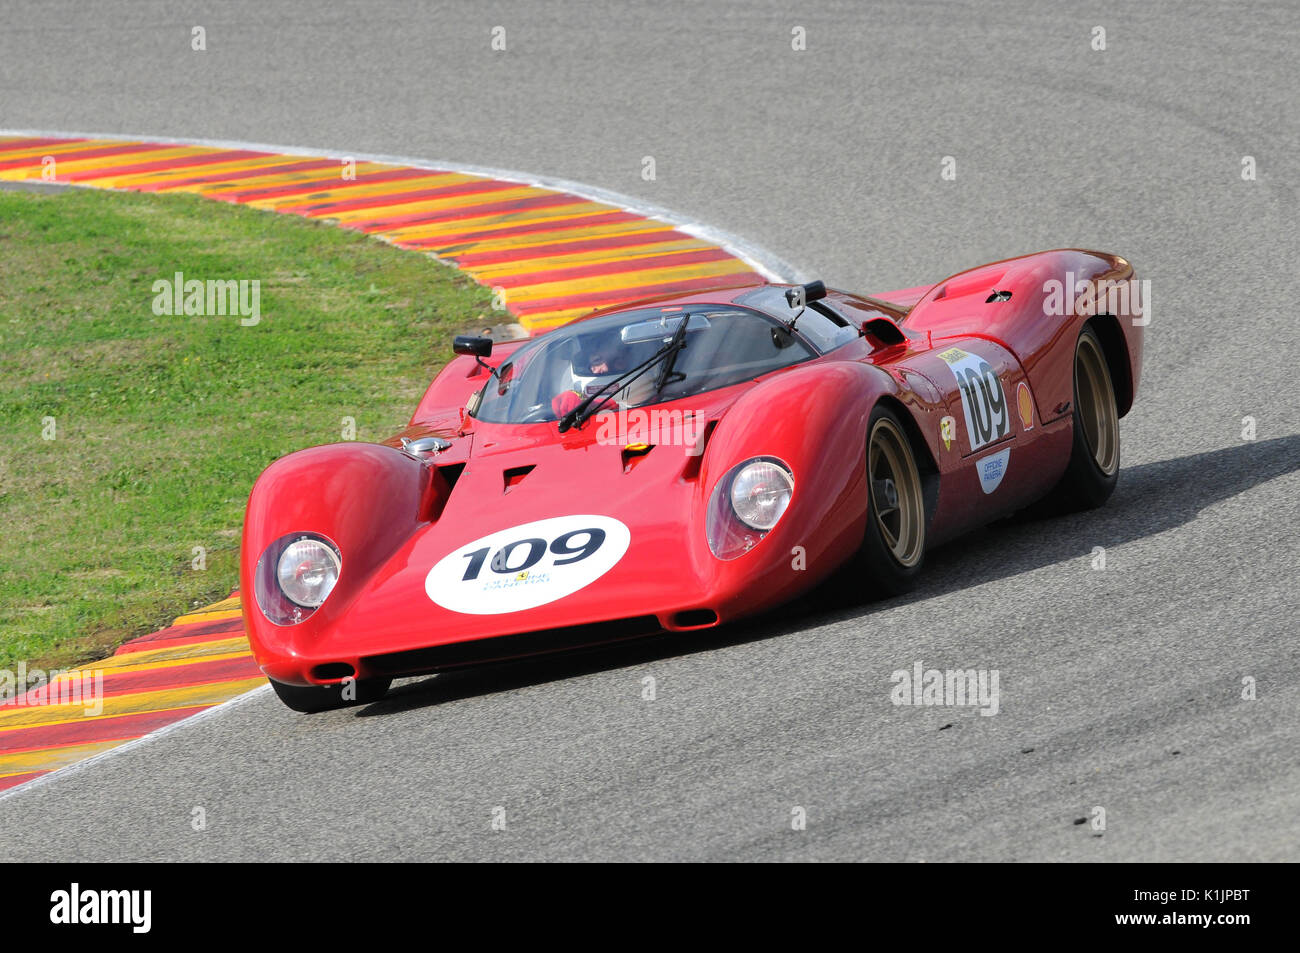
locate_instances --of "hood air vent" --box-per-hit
[503,464,535,492]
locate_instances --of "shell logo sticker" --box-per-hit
[426,515,631,614]
[1017,381,1034,430]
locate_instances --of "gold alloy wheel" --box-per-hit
[1074,332,1120,476]
[868,416,925,568]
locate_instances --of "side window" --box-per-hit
[800,302,858,351]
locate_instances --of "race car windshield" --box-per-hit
[472,305,817,425]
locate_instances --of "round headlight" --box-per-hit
[729,459,794,530]
[276,537,342,608]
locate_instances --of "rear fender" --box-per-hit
[903,249,1143,424]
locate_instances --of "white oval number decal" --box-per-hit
[425,515,631,614]
[937,346,1009,452]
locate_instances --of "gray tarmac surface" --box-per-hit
[1,0,1297,860]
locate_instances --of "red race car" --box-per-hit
[241,248,1143,711]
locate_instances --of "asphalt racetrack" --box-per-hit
[1,1,1297,860]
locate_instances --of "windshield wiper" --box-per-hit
[557,315,693,433]
[653,309,693,393]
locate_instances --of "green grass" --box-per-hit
[0,187,496,672]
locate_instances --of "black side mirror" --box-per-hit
[454,335,493,358]
[784,280,827,308]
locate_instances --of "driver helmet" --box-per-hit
[569,331,629,396]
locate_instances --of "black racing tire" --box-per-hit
[858,404,927,596]
[1045,324,1121,512]
[269,676,392,713]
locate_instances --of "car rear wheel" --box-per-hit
[1045,324,1120,511]
[858,405,926,595]
[269,676,392,713]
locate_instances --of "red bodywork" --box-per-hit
[240,248,1143,685]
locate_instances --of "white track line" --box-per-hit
[0,686,272,805]
[0,128,808,284]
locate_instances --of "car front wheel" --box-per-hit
[858,404,927,596]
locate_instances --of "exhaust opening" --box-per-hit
[311,662,356,682]
[672,609,719,629]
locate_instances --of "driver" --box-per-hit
[551,331,655,418]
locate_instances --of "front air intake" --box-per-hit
[362,616,663,674]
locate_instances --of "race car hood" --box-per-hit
[287,387,747,664]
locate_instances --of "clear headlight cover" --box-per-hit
[729,459,795,530]
[706,457,795,560]
[275,537,342,608]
